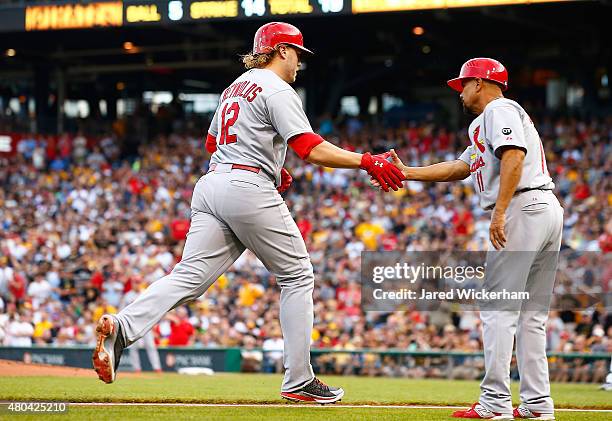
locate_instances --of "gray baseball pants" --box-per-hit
[480,189,563,415]
[115,164,315,392]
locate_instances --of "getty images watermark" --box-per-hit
[361,251,610,312]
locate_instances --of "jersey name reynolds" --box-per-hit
[221,80,263,103]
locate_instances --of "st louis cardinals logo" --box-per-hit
[470,155,486,173]
[472,126,485,153]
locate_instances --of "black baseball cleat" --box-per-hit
[281,377,345,404]
[92,314,125,384]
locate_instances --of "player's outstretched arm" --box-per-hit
[388,149,470,182]
[304,140,405,191]
[305,140,362,168]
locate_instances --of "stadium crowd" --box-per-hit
[0,113,610,382]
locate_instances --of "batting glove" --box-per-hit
[205,134,217,154]
[277,168,293,193]
[360,152,405,192]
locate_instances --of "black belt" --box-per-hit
[515,187,552,195]
[485,187,552,210]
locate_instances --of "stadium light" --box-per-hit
[422,45,431,54]
[5,48,16,57]
[412,26,425,36]
[123,41,141,54]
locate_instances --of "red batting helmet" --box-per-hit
[253,22,313,55]
[447,58,508,92]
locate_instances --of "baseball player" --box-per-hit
[92,22,405,404]
[384,58,562,419]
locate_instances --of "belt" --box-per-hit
[515,187,552,195]
[207,163,261,174]
[485,187,552,210]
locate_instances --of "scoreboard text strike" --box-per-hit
[7,0,575,32]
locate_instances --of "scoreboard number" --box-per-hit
[319,0,343,13]
[168,1,184,21]
[241,0,266,17]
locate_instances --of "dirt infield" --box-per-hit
[0,359,142,377]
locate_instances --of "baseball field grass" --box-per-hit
[1,373,610,420]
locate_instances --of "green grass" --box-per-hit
[0,374,609,420]
[0,374,609,408]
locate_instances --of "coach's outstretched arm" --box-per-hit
[289,133,405,191]
[387,149,470,182]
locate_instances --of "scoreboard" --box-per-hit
[0,0,576,32]
[124,0,350,23]
[7,0,350,32]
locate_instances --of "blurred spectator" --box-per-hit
[5,313,34,346]
[27,276,52,309]
[167,307,195,346]
[238,278,264,307]
[262,325,284,373]
[241,335,263,372]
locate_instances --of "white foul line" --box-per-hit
[70,403,612,412]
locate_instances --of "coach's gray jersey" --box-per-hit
[458,98,554,210]
[208,68,313,185]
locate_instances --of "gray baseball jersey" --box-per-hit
[208,68,313,185]
[458,98,554,210]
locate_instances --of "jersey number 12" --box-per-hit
[219,101,240,145]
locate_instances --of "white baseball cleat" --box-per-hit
[451,402,513,419]
[513,404,555,420]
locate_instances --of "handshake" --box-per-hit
[278,149,409,194]
[360,149,407,192]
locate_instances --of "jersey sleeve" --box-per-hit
[484,105,527,157]
[208,105,220,137]
[266,89,313,142]
[458,146,472,165]
[288,132,324,160]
